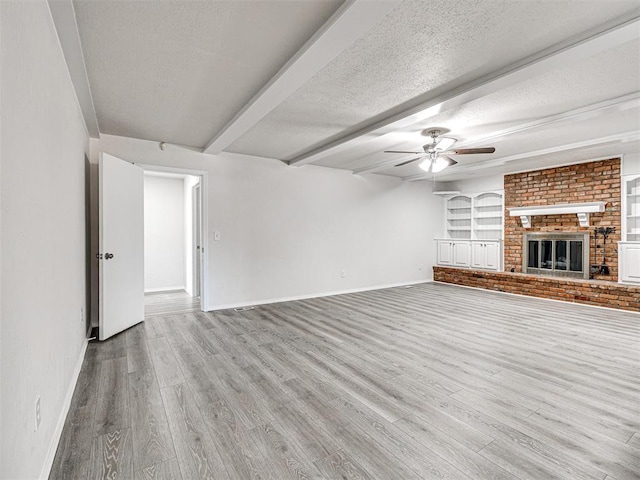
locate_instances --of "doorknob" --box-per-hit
[105,253,114,260]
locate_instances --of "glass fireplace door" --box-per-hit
[524,233,589,279]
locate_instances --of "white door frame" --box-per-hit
[138,163,209,311]
[192,183,201,298]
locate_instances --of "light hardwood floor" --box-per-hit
[144,290,200,317]
[50,283,640,479]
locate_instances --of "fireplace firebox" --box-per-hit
[523,232,590,279]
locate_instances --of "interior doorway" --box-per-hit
[140,165,208,315]
[192,182,202,298]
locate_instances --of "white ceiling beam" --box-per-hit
[452,93,640,149]
[353,92,640,175]
[353,152,422,175]
[203,0,401,155]
[289,14,640,167]
[47,0,100,138]
[403,131,640,182]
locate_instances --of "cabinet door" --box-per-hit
[471,242,485,268]
[620,244,640,284]
[485,242,501,270]
[437,241,453,265]
[453,242,471,267]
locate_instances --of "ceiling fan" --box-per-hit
[384,129,496,173]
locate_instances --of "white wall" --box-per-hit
[144,175,186,292]
[622,153,640,176]
[450,174,504,193]
[91,134,443,310]
[1,2,89,478]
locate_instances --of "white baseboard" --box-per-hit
[40,338,89,479]
[204,278,433,312]
[144,286,186,293]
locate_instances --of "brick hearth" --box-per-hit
[433,266,640,313]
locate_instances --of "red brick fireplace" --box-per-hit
[504,158,621,280]
[434,158,640,313]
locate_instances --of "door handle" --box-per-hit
[105,253,114,260]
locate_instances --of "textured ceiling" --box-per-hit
[73,0,342,147]
[68,0,640,181]
[227,0,640,160]
[313,39,640,172]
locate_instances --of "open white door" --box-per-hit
[99,153,144,340]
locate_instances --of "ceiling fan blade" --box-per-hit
[441,155,458,166]
[384,150,422,154]
[447,147,495,155]
[394,157,423,167]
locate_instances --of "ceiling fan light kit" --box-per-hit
[432,155,456,173]
[383,128,496,173]
[419,158,432,172]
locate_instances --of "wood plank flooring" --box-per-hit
[50,283,640,480]
[144,290,200,317]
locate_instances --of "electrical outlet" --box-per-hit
[214,231,221,241]
[35,396,41,431]
[340,270,346,278]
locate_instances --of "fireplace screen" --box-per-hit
[523,233,590,279]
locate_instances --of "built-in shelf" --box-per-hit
[446,195,473,239]
[473,192,503,241]
[444,191,503,241]
[433,190,462,196]
[624,176,640,245]
[508,201,606,228]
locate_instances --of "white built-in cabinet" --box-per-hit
[618,174,640,284]
[471,241,501,270]
[436,191,504,271]
[437,240,471,267]
[619,243,640,284]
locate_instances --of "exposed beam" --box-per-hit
[453,92,640,149]
[352,152,422,175]
[203,0,401,155]
[47,0,100,138]
[353,92,640,175]
[403,131,640,182]
[289,14,640,167]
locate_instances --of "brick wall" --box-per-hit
[504,158,621,281]
[434,267,640,313]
